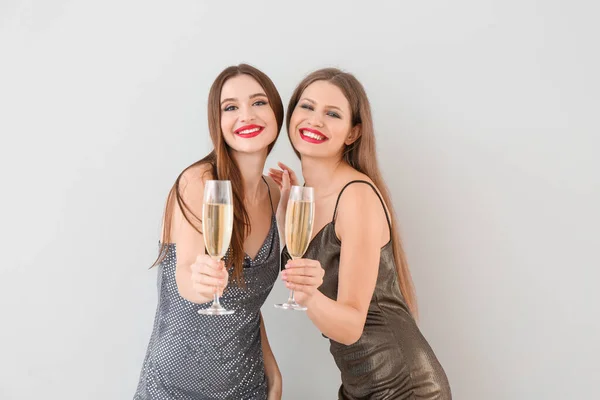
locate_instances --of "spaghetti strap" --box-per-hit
[262,176,275,216]
[332,180,392,230]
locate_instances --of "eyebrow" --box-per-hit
[220,92,268,105]
[299,97,343,112]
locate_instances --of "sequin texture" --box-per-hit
[134,213,280,400]
[282,180,452,399]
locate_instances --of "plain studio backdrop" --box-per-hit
[1,1,598,399]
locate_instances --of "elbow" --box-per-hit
[176,285,209,304]
[174,270,208,304]
[177,290,195,303]
[175,280,195,303]
[327,309,367,346]
[338,326,364,346]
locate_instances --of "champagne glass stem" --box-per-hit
[213,293,221,308]
[212,256,223,307]
[287,255,296,303]
[287,290,296,303]
[275,256,307,311]
[198,255,233,315]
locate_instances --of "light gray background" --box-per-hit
[1,1,598,399]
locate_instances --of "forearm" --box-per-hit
[305,292,365,346]
[260,313,282,398]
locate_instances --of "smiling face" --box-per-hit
[219,74,278,155]
[288,80,360,160]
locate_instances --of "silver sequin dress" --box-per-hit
[135,184,280,400]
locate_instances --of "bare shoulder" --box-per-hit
[162,162,213,241]
[338,169,389,213]
[336,169,378,206]
[262,174,281,208]
[335,173,388,239]
[337,179,383,216]
[167,162,213,218]
[345,170,376,188]
[178,162,213,193]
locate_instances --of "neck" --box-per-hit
[231,149,268,202]
[301,155,346,197]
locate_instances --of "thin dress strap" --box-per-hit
[262,176,275,216]
[332,180,392,230]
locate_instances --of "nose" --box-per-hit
[307,113,324,128]
[240,105,256,122]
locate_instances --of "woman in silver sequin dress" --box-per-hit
[269,69,452,399]
[135,64,285,400]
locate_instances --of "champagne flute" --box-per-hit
[275,186,315,311]
[198,180,235,315]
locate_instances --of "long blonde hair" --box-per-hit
[286,68,418,316]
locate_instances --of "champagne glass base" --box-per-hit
[198,304,235,315]
[274,301,307,311]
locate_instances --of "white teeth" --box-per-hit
[238,127,260,135]
[302,130,325,141]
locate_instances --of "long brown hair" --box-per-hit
[154,64,284,285]
[286,68,418,317]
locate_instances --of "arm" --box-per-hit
[282,184,387,345]
[260,312,282,399]
[167,165,228,304]
[268,162,299,243]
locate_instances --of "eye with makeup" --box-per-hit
[223,104,237,112]
[299,103,314,111]
[326,110,341,119]
[253,99,268,107]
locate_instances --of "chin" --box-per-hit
[292,142,322,158]
[231,143,272,155]
[226,137,274,154]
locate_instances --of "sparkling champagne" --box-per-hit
[202,203,233,259]
[285,200,315,258]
